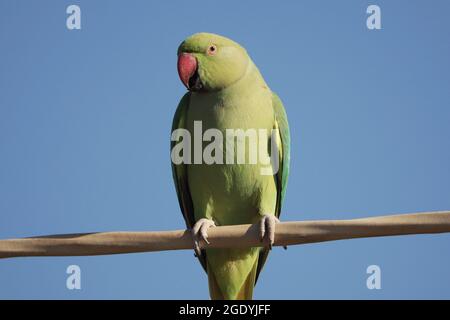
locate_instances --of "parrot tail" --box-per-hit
[207,258,258,300]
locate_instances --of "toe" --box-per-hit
[192,222,202,237]
[266,219,275,248]
[193,239,202,257]
[259,217,267,242]
[259,215,280,250]
[200,223,211,244]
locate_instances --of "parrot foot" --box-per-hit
[259,214,280,250]
[191,218,216,257]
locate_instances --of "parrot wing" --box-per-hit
[255,92,291,282]
[272,92,291,212]
[171,92,207,271]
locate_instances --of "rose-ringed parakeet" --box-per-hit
[171,33,290,300]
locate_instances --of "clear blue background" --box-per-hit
[1,0,449,299]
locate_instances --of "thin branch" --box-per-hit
[1,211,449,259]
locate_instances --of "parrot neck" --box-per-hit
[193,59,269,99]
[224,59,268,93]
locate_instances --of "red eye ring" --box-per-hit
[207,44,217,55]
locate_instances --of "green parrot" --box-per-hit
[171,33,290,300]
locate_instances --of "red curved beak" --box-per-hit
[177,53,197,89]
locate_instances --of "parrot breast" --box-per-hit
[184,61,277,299]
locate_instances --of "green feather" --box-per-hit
[272,92,291,209]
[171,93,207,271]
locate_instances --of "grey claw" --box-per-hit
[193,239,202,257]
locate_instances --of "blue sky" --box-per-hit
[0,0,449,299]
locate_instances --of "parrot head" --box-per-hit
[177,33,249,92]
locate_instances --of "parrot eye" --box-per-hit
[207,45,217,56]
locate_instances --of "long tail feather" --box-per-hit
[207,257,258,300]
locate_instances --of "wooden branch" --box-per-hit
[1,211,449,259]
